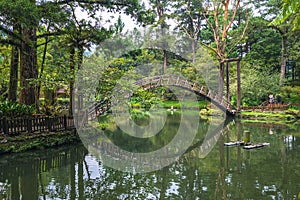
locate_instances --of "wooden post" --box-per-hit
[3,117,8,135]
[64,115,67,130]
[226,61,230,103]
[243,130,250,145]
[47,116,52,131]
[27,117,32,133]
[237,60,241,111]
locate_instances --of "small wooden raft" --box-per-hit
[224,141,270,149]
[243,143,270,150]
[224,141,245,146]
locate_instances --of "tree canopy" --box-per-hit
[0,0,299,114]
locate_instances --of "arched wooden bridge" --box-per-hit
[87,75,236,120]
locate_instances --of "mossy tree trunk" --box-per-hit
[69,47,75,116]
[9,44,19,102]
[19,26,38,109]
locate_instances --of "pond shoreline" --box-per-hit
[1,109,299,155]
[0,129,81,155]
[237,111,299,122]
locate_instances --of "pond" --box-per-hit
[0,112,299,200]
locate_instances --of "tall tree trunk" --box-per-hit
[77,45,84,111]
[69,47,75,116]
[9,45,19,102]
[44,88,55,114]
[156,0,168,74]
[192,39,197,63]
[279,33,287,86]
[19,26,38,108]
[70,151,76,200]
[78,159,84,200]
[37,23,50,102]
[163,49,167,73]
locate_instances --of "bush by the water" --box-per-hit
[0,101,35,117]
[280,86,300,104]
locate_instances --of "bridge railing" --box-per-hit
[87,100,111,120]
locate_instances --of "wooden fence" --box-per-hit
[241,104,290,112]
[0,115,75,136]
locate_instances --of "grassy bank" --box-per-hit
[131,100,208,110]
[0,129,81,155]
[238,110,299,124]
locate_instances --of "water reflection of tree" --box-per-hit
[0,122,299,199]
[221,121,300,199]
[214,131,227,200]
[0,144,88,200]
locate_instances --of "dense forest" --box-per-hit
[0,0,299,117]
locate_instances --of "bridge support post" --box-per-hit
[237,59,241,112]
[226,61,230,103]
[3,117,8,135]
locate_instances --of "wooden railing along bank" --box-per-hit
[240,104,290,112]
[0,115,75,136]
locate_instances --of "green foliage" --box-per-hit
[0,68,9,101]
[280,86,300,104]
[243,19,282,72]
[129,109,151,125]
[231,62,280,106]
[0,46,10,101]
[285,107,300,117]
[99,123,109,130]
[0,131,79,154]
[0,101,35,117]
[253,0,282,20]
[157,99,208,110]
[0,0,299,111]
[272,0,300,30]
[131,90,159,109]
[286,30,300,82]
[194,47,219,92]
[240,111,296,121]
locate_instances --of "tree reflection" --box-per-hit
[0,121,299,199]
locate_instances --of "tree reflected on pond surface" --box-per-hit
[0,119,299,200]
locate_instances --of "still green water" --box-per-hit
[0,113,299,200]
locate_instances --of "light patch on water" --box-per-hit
[84,154,105,179]
[225,174,232,184]
[166,182,180,195]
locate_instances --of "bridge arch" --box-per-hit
[134,75,236,115]
[87,74,236,120]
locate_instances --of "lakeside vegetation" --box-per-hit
[0,0,300,153]
[0,0,299,114]
[0,130,79,154]
[0,2,300,199]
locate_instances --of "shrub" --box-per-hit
[0,101,35,117]
[280,86,300,104]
